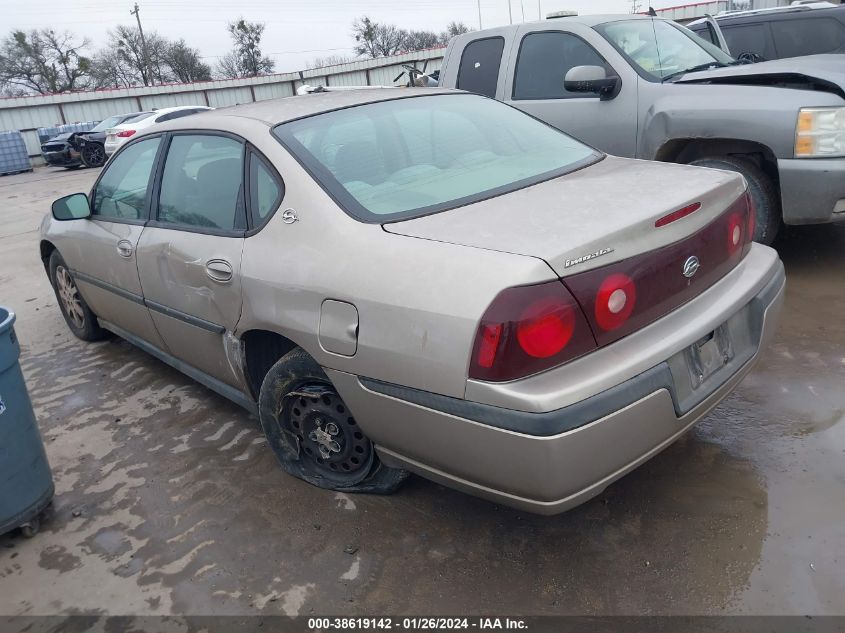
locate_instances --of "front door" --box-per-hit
[135,133,247,387]
[67,135,167,349]
[503,27,638,157]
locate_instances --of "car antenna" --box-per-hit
[647,6,657,16]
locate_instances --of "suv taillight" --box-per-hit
[468,280,597,382]
[116,129,136,138]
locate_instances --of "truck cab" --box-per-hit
[438,14,845,245]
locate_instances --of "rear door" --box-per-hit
[135,132,247,387]
[69,135,167,349]
[502,24,639,157]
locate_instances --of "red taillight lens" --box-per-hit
[116,129,136,138]
[594,273,637,331]
[516,297,576,358]
[469,281,597,382]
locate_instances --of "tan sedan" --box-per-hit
[41,88,784,513]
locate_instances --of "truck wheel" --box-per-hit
[258,348,408,495]
[689,156,780,246]
[80,143,106,168]
[49,251,107,342]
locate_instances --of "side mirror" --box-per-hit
[564,66,621,101]
[52,193,91,221]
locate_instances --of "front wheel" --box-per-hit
[49,251,107,341]
[258,348,408,494]
[689,156,780,246]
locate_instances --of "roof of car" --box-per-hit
[191,87,459,126]
[689,2,844,25]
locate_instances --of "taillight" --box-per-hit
[727,211,744,256]
[594,273,637,331]
[116,129,136,138]
[469,281,597,382]
[566,192,754,348]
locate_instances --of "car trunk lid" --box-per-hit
[383,156,747,277]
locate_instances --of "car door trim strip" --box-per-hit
[71,269,226,334]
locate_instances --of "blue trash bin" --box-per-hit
[0,306,54,537]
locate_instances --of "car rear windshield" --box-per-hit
[273,93,600,222]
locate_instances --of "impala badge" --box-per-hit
[565,247,614,269]
[683,256,700,278]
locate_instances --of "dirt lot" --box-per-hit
[0,166,843,616]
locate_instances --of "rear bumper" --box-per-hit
[778,157,845,225]
[327,245,784,514]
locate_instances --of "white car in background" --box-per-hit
[104,106,213,156]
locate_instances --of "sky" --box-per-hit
[3,0,688,73]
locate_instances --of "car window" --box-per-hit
[457,37,505,98]
[248,152,283,224]
[597,19,734,81]
[154,108,206,124]
[124,112,154,124]
[722,23,776,60]
[770,17,845,58]
[275,93,599,222]
[92,137,161,221]
[513,31,613,100]
[91,115,124,132]
[157,134,245,231]
[689,25,715,45]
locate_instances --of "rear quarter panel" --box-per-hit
[236,134,556,399]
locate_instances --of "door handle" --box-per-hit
[116,240,133,258]
[205,259,233,283]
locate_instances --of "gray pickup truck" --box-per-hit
[437,14,845,244]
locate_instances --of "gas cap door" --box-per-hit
[319,300,359,356]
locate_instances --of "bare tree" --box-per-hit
[307,54,355,69]
[352,17,408,58]
[219,19,275,78]
[0,29,91,94]
[444,21,471,39]
[405,30,442,51]
[89,47,136,88]
[163,40,211,83]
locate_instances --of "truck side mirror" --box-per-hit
[52,193,91,221]
[564,66,621,101]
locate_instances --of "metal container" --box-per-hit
[0,307,53,537]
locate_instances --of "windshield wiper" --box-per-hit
[662,62,728,82]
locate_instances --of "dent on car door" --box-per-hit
[135,133,247,388]
[503,28,638,157]
[68,136,168,349]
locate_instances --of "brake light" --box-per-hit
[655,202,701,228]
[116,129,136,138]
[469,281,597,382]
[727,212,744,256]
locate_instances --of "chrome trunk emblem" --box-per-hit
[683,256,700,278]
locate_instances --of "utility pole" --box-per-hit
[538,0,542,20]
[631,0,642,13]
[520,0,525,21]
[508,0,513,24]
[477,0,483,29]
[130,3,152,86]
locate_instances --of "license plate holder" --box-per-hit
[684,324,734,391]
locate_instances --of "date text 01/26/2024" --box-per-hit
[307,617,528,630]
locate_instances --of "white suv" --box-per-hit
[104,106,213,156]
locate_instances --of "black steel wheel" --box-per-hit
[80,143,106,168]
[258,347,408,494]
[283,383,374,486]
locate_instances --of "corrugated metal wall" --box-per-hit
[0,48,445,164]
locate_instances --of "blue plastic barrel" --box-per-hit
[0,307,53,536]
